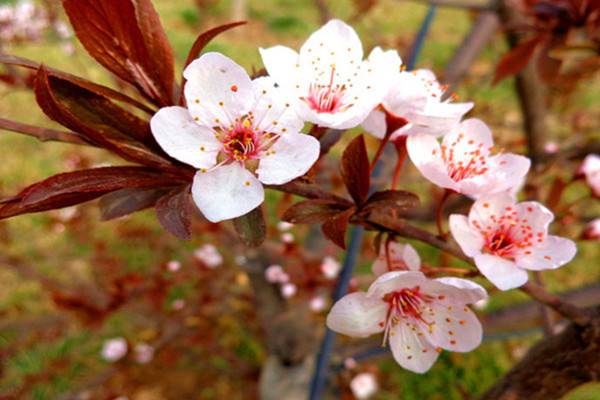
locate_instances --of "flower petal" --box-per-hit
[367,271,427,299]
[474,253,528,290]
[371,242,421,276]
[468,192,516,227]
[150,106,221,169]
[389,324,439,373]
[251,76,304,135]
[422,302,483,352]
[428,277,488,304]
[407,134,457,189]
[184,52,253,127]
[362,109,386,139]
[514,200,554,233]
[326,292,386,337]
[516,235,577,271]
[443,118,494,158]
[256,133,320,185]
[259,45,300,89]
[191,163,264,222]
[449,214,485,257]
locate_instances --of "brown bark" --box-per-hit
[480,306,600,400]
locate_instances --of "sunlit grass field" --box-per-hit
[0,0,599,398]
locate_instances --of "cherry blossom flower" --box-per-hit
[134,343,155,364]
[449,193,577,290]
[277,221,294,231]
[326,271,486,373]
[281,232,294,243]
[171,299,186,310]
[281,283,297,298]
[193,244,223,268]
[265,264,289,283]
[362,69,473,140]
[259,19,401,129]
[309,296,327,312]
[578,154,600,197]
[151,53,320,222]
[582,219,600,241]
[350,372,378,399]
[321,256,341,279]
[101,337,128,362]
[372,241,421,276]
[407,119,531,198]
[166,260,181,272]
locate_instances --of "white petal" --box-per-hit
[184,52,253,127]
[488,153,531,191]
[429,277,488,304]
[468,192,516,227]
[326,292,386,337]
[407,134,457,189]
[389,324,439,373]
[474,254,528,290]
[256,133,320,185]
[409,102,473,137]
[443,118,494,156]
[251,76,304,135]
[367,271,427,299]
[371,242,420,276]
[402,244,421,271]
[299,19,363,71]
[449,214,485,257]
[362,109,386,139]
[150,106,220,169]
[514,200,554,233]
[516,235,577,271]
[259,45,300,89]
[423,302,483,352]
[191,163,264,223]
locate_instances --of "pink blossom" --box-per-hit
[260,20,401,129]
[350,372,378,399]
[134,343,154,364]
[372,241,421,276]
[309,296,327,312]
[101,337,128,362]
[327,271,486,373]
[277,221,294,231]
[321,256,341,279]
[281,232,294,243]
[281,283,297,298]
[407,119,530,198]
[166,260,181,272]
[363,69,472,140]
[171,299,186,310]
[578,154,600,197]
[193,244,223,268]
[265,264,289,283]
[544,142,558,154]
[582,219,600,241]
[151,53,319,222]
[449,193,577,290]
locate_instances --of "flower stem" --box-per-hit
[436,189,453,238]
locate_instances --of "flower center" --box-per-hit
[438,133,496,182]
[380,287,433,345]
[217,118,276,163]
[302,65,352,114]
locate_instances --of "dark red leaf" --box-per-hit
[180,21,247,105]
[359,190,419,216]
[0,167,183,219]
[321,208,355,249]
[34,66,170,167]
[0,117,87,145]
[99,187,170,221]
[341,135,370,206]
[282,199,351,224]
[233,206,266,247]
[0,53,154,114]
[63,0,176,106]
[493,35,546,85]
[155,187,194,240]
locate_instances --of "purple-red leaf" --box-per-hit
[341,134,370,206]
[0,117,87,145]
[63,0,176,106]
[493,35,545,85]
[0,167,183,219]
[321,208,355,249]
[155,187,194,240]
[34,66,170,167]
[99,187,170,221]
[0,53,154,114]
[282,199,351,224]
[359,190,419,216]
[233,206,266,247]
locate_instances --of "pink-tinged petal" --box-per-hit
[428,277,488,304]
[184,52,253,127]
[409,102,473,137]
[371,242,421,276]
[256,133,319,185]
[407,134,457,189]
[488,153,531,191]
[516,235,577,271]
[299,19,363,71]
[389,324,439,373]
[449,214,485,257]
[367,271,427,299]
[443,118,494,157]
[258,45,300,90]
[468,192,516,227]
[150,106,220,169]
[191,163,264,223]
[514,201,554,233]
[422,303,483,352]
[362,109,386,139]
[402,244,421,271]
[326,292,386,338]
[251,77,304,135]
[474,254,528,290]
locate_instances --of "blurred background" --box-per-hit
[0,0,599,399]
